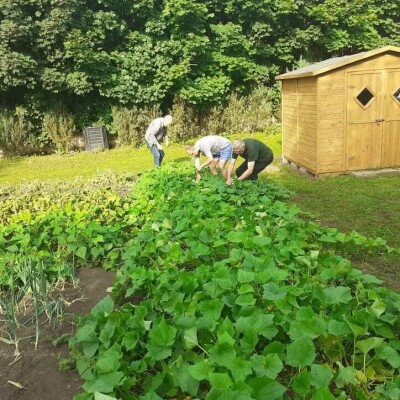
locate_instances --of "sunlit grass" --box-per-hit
[0,132,280,185]
[0,145,187,184]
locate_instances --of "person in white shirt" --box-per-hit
[144,115,172,166]
[186,135,233,181]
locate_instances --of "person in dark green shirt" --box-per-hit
[226,138,273,184]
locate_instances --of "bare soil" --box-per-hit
[0,268,115,400]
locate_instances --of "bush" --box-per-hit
[41,106,75,153]
[168,98,199,142]
[0,107,37,156]
[177,86,279,139]
[110,105,161,147]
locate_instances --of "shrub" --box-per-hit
[42,106,75,153]
[170,86,280,141]
[0,107,36,156]
[168,98,199,142]
[110,105,160,147]
[201,86,278,135]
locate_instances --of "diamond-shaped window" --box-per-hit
[393,88,400,102]
[356,88,374,107]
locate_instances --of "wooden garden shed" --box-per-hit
[276,46,400,176]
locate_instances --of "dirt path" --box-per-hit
[0,268,115,400]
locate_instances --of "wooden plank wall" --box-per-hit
[316,53,400,174]
[346,53,400,73]
[281,52,400,176]
[317,72,345,173]
[297,78,317,172]
[282,80,298,162]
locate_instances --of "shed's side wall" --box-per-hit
[297,78,317,172]
[281,80,298,162]
[317,72,345,173]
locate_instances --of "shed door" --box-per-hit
[346,69,400,170]
[382,69,400,167]
[346,72,383,170]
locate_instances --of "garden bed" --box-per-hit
[0,268,115,400]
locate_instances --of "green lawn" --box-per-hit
[0,132,281,185]
[1,131,399,288]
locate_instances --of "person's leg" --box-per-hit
[248,156,273,180]
[218,144,232,178]
[150,145,162,166]
[235,161,248,177]
[209,158,219,175]
[159,149,165,165]
[218,159,228,178]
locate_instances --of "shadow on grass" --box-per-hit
[172,157,190,163]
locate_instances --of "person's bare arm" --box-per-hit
[237,161,255,180]
[226,159,237,185]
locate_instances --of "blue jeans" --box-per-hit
[150,144,165,167]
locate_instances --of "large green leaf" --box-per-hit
[188,360,212,381]
[208,342,236,368]
[251,353,283,379]
[310,386,335,400]
[248,377,286,400]
[96,346,121,374]
[292,369,311,396]
[356,337,384,355]
[230,357,252,382]
[209,373,233,389]
[310,364,333,388]
[172,362,199,396]
[184,327,198,349]
[375,344,400,368]
[83,371,124,394]
[286,336,316,368]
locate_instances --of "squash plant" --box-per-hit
[69,164,400,400]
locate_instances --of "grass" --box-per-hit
[1,130,399,288]
[0,145,186,184]
[0,132,282,185]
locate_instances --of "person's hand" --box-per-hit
[226,177,234,185]
[195,170,201,182]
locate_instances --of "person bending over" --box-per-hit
[186,135,233,181]
[144,115,173,167]
[226,138,273,184]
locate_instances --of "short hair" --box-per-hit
[186,144,195,152]
[163,115,173,125]
[232,139,245,150]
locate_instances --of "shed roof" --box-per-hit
[276,45,400,80]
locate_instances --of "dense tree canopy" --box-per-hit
[0,0,399,127]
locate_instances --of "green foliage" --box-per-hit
[1,0,398,131]
[179,75,232,106]
[105,88,278,146]
[61,163,400,399]
[42,105,75,153]
[1,142,400,397]
[109,105,160,147]
[204,87,276,134]
[168,98,199,142]
[309,0,384,53]
[0,107,36,156]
